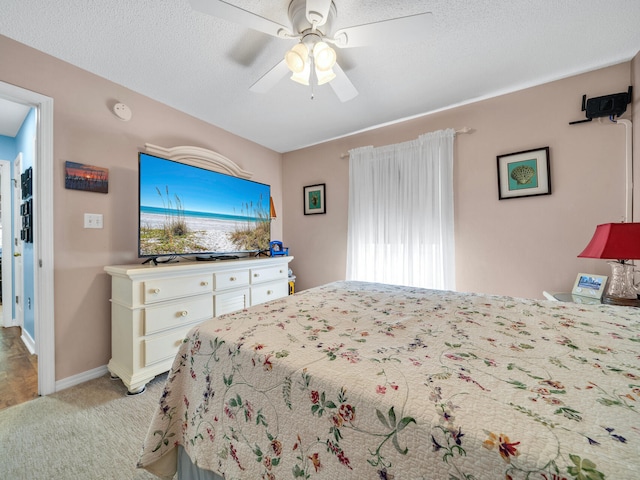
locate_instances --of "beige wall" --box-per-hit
[1,31,637,383]
[1,35,283,380]
[283,62,636,299]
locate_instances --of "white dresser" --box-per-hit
[104,256,293,394]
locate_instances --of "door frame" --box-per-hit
[13,154,24,333]
[0,160,12,327]
[0,81,55,396]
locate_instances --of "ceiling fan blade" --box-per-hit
[249,59,290,93]
[305,0,332,27]
[190,0,293,38]
[332,12,433,48]
[329,63,358,102]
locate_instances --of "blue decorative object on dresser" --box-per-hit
[269,240,288,256]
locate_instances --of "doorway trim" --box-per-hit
[13,154,24,335]
[0,81,55,396]
[0,160,12,328]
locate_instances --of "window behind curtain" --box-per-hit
[346,129,455,290]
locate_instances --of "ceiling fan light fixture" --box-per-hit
[290,60,311,85]
[312,41,336,71]
[285,43,309,73]
[315,66,336,86]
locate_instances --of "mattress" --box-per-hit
[138,281,640,479]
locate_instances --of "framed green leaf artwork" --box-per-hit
[497,147,551,200]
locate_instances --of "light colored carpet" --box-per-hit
[0,372,174,480]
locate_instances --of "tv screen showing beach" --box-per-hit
[138,153,271,258]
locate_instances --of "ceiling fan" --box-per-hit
[189,0,433,102]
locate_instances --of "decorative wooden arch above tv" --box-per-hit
[144,143,253,179]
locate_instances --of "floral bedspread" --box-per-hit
[138,281,640,480]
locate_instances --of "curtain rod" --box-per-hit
[339,127,472,159]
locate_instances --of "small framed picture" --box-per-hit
[571,273,608,299]
[64,161,109,194]
[497,147,551,200]
[304,183,326,215]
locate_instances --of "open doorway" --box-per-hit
[0,81,55,397]
[0,120,34,408]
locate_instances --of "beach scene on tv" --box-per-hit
[139,154,271,258]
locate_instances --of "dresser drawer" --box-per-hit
[215,288,250,316]
[144,295,213,335]
[250,265,287,285]
[251,281,288,306]
[144,326,192,367]
[214,269,250,291]
[143,275,212,304]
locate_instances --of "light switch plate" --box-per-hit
[84,213,103,229]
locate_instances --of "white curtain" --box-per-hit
[346,129,456,290]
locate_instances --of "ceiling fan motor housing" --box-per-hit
[288,0,337,37]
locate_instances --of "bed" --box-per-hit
[138,281,640,479]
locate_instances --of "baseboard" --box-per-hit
[21,328,36,355]
[55,364,109,392]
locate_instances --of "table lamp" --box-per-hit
[578,222,640,306]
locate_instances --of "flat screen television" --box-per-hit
[138,152,271,260]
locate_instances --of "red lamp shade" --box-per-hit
[578,223,640,260]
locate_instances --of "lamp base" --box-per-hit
[602,294,640,307]
[606,261,638,299]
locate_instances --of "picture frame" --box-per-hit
[19,198,34,243]
[497,147,551,200]
[303,183,326,215]
[64,161,109,194]
[571,273,608,300]
[21,166,33,199]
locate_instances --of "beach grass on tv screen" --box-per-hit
[140,190,270,256]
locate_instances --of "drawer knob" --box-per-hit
[180,310,188,317]
[267,290,273,295]
[230,276,236,281]
[254,273,260,277]
[201,281,209,286]
[151,288,160,294]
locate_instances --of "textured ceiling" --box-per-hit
[1,0,639,152]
